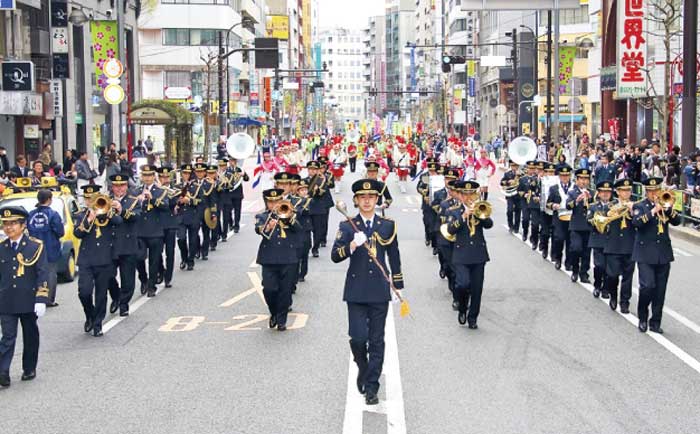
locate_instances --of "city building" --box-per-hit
[383,0,415,118]
[363,15,387,117]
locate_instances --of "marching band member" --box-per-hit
[604,179,635,313]
[565,168,593,283]
[408,141,419,179]
[317,156,335,247]
[216,159,232,241]
[546,165,573,271]
[431,168,460,310]
[331,178,404,406]
[500,161,521,234]
[586,181,613,298]
[136,165,169,297]
[328,141,348,193]
[205,165,221,251]
[518,161,538,243]
[347,140,358,173]
[107,174,141,317]
[632,177,680,334]
[0,206,49,386]
[255,188,303,332]
[227,158,249,234]
[539,163,557,259]
[446,180,493,329]
[364,161,393,215]
[295,178,313,283]
[462,148,476,181]
[393,138,411,193]
[474,148,496,200]
[306,161,328,258]
[176,164,202,271]
[74,185,123,337]
[417,160,439,248]
[156,167,180,289]
[195,164,217,260]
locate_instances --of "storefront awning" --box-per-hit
[538,114,586,123]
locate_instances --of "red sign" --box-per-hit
[264,77,271,113]
[617,0,647,98]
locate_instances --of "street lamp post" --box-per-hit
[219,18,253,137]
[520,23,538,139]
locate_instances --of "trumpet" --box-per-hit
[657,189,675,209]
[465,200,492,220]
[261,200,296,240]
[92,194,114,216]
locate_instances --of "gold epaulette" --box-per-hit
[27,236,44,245]
[373,221,397,246]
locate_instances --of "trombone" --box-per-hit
[439,199,492,241]
[261,200,296,239]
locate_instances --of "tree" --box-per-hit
[638,0,683,146]
[199,49,220,162]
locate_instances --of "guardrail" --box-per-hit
[630,182,700,226]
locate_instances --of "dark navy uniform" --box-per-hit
[501,164,521,233]
[74,187,123,336]
[545,166,573,269]
[417,168,437,246]
[0,206,49,384]
[216,161,233,239]
[107,176,141,315]
[631,178,680,333]
[365,161,392,216]
[293,184,312,283]
[565,169,593,283]
[255,189,303,330]
[318,162,335,246]
[204,167,221,251]
[604,181,636,312]
[228,162,249,233]
[538,164,557,258]
[136,171,169,296]
[586,181,613,297]
[307,161,328,257]
[176,165,202,270]
[157,167,181,288]
[331,180,403,404]
[447,181,492,328]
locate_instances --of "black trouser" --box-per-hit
[506,197,522,232]
[298,231,311,279]
[220,202,233,235]
[109,255,136,312]
[159,228,177,284]
[421,207,434,243]
[606,253,635,306]
[438,244,457,302]
[591,247,607,291]
[261,263,297,326]
[0,313,39,374]
[232,198,243,230]
[453,262,486,323]
[637,263,671,326]
[551,218,570,265]
[78,263,114,328]
[199,220,210,258]
[349,157,357,172]
[178,222,199,265]
[569,230,591,278]
[521,205,531,239]
[321,210,330,244]
[137,237,164,290]
[539,213,553,254]
[347,302,389,396]
[529,208,541,247]
[310,214,325,252]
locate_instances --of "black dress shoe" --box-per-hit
[451,301,459,311]
[531,243,537,250]
[312,251,319,258]
[356,376,365,395]
[156,274,164,284]
[119,310,129,317]
[424,239,431,247]
[601,291,610,299]
[571,273,578,283]
[140,282,147,295]
[269,316,277,329]
[165,282,172,288]
[458,312,467,325]
[468,322,478,330]
[147,289,157,298]
[320,242,327,248]
[21,371,36,381]
[609,298,618,311]
[638,321,648,333]
[508,228,514,234]
[365,391,379,405]
[439,269,446,279]
[195,253,200,259]
[542,250,548,260]
[522,235,527,242]
[554,261,561,270]
[592,288,600,298]
[277,324,287,331]
[201,256,208,261]
[84,318,94,333]
[234,228,239,233]
[221,236,227,242]
[298,277,305,283]
[565,264,573,272]
[93,327,103,337]
[109,300,119,314]
[0,372,10,387]
[620,304,630,314]
[649,324,664,334]
[210,246,216,252]
[179,261,186,270]
[47,302,59,308]
[432,247,438,256]
[187,263,194,271]
[580,276,591,284]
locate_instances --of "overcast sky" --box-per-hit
[318,0,386,30]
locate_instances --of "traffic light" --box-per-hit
[322,61,328,71]
[442,54,466,73]
[369,88,377,96]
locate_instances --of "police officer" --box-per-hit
[107,174,141,316]
[0,206,49,387]
[364,161,393,214]
[565,168,593,283]
[331,179,404,406]
[306,161,327,258]
[255,188,303,331]
[176,164,202,271]
[446,180,492,329]
[228,157,249,234]
[74,185,123,337]
[157,166,180,288]
[501,161,521,234]
[586,181,612,298]
[136,165,169,297]
[546,165,573,271]
[604,179,636,313]
[632,177,680,334]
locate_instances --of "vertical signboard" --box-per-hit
[50,0,70,78]
[617,0,647,98]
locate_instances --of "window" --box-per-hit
[163,29,222,46]
[163,29,189,46]
[190,29,219,46]
[165,71,191,88]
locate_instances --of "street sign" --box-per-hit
[567,97,582,113]
[49,79,63,117]
[496,104,507,116]
[462,0,580,9]
[255,38,279,69]
[102,59,123,79]
[104,84,125,105]
[1,61,35,91]
[0,0,15,10]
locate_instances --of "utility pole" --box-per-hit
[546,10,552,144]
[218,32,226,136]
[682,0,698,156]
[553,2,561,143]
[116,0,125,149]
[511,28,519,136]
[441,0,447,133]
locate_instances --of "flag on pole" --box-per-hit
[252,151,263,189]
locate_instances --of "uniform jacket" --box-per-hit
[377,180,393,208]
[518,175,541,210]
[292,195,313,232]
[565,185,593,231]
[255,210,303,265]
[320,171,335,210]
[111,194,141,256]
[586,200,610,249]
[0,235,50,314]
[631,198,681,264]
[27,205,65,263]
[228,167,249,200]
[137,184,169,238]
[331,214,403,303]
[500,169,518,197]
[74,210,123,266]
[603,199,635,255]
[594,164,617,185]
[159,186,182,230]
[446,206,492,265]
[178,181,203,226]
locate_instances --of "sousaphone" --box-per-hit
[226,132,256,160]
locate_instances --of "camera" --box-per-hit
[105,9,113,18]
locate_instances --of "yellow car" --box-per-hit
[0,184,81,282]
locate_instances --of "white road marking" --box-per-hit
[342,303,407,434]
[673,247,692,257]
[504,227,700,374]
[219,271,265,307]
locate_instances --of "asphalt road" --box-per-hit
[2,167,700,434]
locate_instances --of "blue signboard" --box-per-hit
[468,78,476,97]
[0,0,15,9]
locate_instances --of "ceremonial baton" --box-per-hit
[335,200,411,317]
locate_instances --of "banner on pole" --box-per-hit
[558,46,576,94]
[90,21,118,90]
[616,0,648,98]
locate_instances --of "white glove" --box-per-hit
[34,303,46,318]
[353,232,367,247]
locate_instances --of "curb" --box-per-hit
[670,225,700,246]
